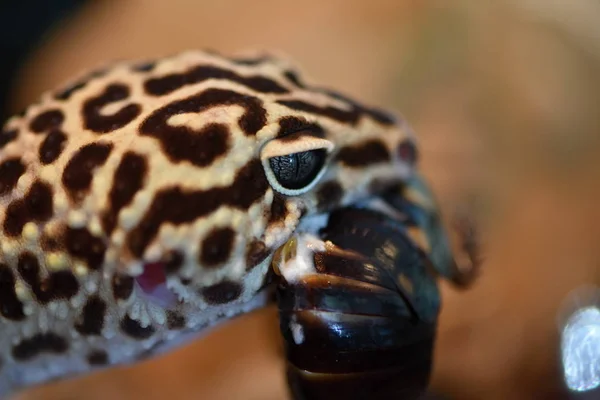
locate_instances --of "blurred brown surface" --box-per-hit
[8,1,600,399]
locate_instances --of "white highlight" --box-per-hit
[561,305,600,392]
[277,234,325,283]
[290,316,305,345]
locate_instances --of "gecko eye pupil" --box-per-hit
[269,149,327,191]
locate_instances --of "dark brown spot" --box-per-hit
[278,87,396,127]
[55,81,87,101]
[319,88,396,125]
[17,252,40,287]
[166,311,186,330]
[277,116,324,138]
[245,240,270,271]
[201,280,242,305]
[200,227,235,268]
[101,152,147,234]
[82,84,141,133]
[62,142,113,203]
[43,271,79,301]
[112,273,134,300]
[3,181,54,237]
[163,250,184,275]
[267,195,287,225]
[54,67,109,101]
[18,253,79,303]
[87,350,109,366]
[0,128,17,150]
[144,64,289,96]
[277,99,361,125]
[147,120,229,167]
[39,130,67,164]
[0,264,25,321]
[24,181,53,219]
[336,140,391,167]
[29,109,65,133]
[283,70,305,88]
[316,180,343,211]
[139,88,266,166]
[120,315,155,339]
[64,227,106,270]
[75,296,106,335]
[12,333,68,361]
[127,159,268,257]
[365,107,396,125]
[0,158,25,196]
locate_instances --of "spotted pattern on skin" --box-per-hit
[0,49,416,396]
[199,227,236,268]
[166,310,186,330]
[82,84,142,133]
[29,110,65,133]
[86,350,109,366]
[62,142,113,203]
[54,66,109,101]
[12,333,68,361]
[0,129,18,150]
[111,274,134,300]
[336,139,391,167]
[143,64,290,96]
[277,116,324,139]
[74,296,107,335]
[120,315,155,339]
[101,151,148,234]
[17,252,79,303]
[201,280,243,305]
[39,130,68,165]
[0,158,26,196]
[3,181,54,237]
[0,264,26,320]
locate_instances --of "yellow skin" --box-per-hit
[0,50,418,395]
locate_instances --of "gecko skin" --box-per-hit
[0,50,421,396]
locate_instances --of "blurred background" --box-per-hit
[2,0,600,399]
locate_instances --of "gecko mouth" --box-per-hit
[134,261,180,308]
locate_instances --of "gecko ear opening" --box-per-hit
[261,131,333,196]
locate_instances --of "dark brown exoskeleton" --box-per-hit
[275,173,481,400]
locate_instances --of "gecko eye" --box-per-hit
[269,149,327,191]
[261,130,333,196]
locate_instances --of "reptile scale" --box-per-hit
[0,50,480,399]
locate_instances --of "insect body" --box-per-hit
[275,173,479,399]
[0,50,430,396]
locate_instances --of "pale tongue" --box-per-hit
[135,262,179,308]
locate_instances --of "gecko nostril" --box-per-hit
[397,139,418,165]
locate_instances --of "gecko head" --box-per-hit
[123,55,417,327]
[130,117,416,319]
